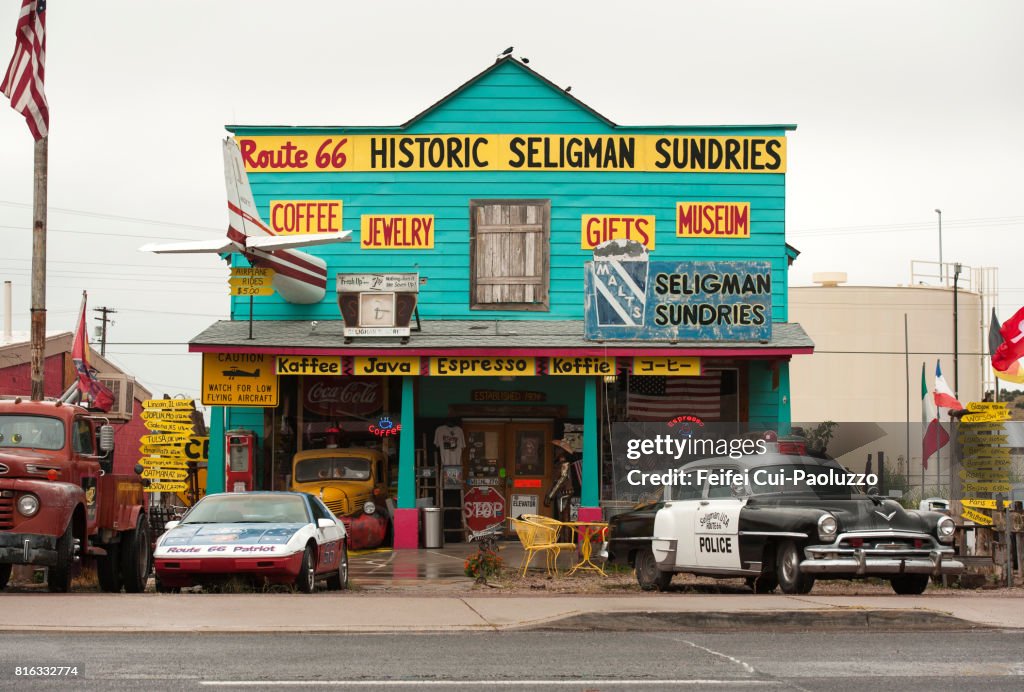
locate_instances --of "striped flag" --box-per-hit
[933,360,963,410]
[627,373,722,421]
[72,292,114,412]
[921,362,948,470]
[2,0,47,140]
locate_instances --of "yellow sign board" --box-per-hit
[580,215,655,250]
[961,459,1011,471]
[237,135,787,174]
[138,458,190,469]
[360,215,434,249]
[960,446,1010,458]
[960,506,994,526]
[139,444,184,455]
[962,411,1011,423]
[141,409,194,422]
[202,353,278,406]
[963,481,1012,494]
[269,200,342,235]
[144,419,195,434]
[229,268,276,297]
[145,481,188,493]
[352,356,421,376]
[959,421,1007,432]
[967,401,1009,412]
[428,356,535,377]
[548,357,615,376]
[959,433,1009,444]
[275,356,342,376]
[676,202,750,239]
[143,399,195,410]
[961,499,998,510]
[632,356,702,376]
[141,433,190,446]
[959,468,1010,482]
[141,468,189,481]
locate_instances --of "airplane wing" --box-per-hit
[139,238,238,254]
[244,231,352,251]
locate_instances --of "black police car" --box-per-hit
[602,449,962,595]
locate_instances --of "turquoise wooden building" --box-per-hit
[190,56,812,548]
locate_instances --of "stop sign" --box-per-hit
[462,486,506,533]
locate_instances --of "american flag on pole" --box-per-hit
[627,373,723,422]
[2,0,47,140]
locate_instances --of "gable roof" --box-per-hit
[227,56,795,134]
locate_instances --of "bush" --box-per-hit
[464,548,503,583]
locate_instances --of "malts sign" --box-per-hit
[237,135,786,174]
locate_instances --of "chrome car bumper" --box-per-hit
[0,532,59,566]
[801,548,963,576]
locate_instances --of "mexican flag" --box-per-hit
[921,362,948,470]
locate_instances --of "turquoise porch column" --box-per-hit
[398,375,416,508]
[207,406,225,494]
[582,376,599,508]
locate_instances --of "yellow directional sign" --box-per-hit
[138,458,190,469]
[967,401,1009,412]
[958,433,1009,444]
[230,267,276,278]
[141,468,190,481]
[141,409,194,422]
[963,481,1012,494]
[959,468,1010,482]
[959,421,1007,432]
[229,268,276,297]
[230,284,274,297]
[142,399,195,410]
[962,411,1011,423]
[960,506,994,526]
[144,420,195,434]
[961,499,998,510]
[201,353,278,407]
[144,481,188,493]
[141,433,190,446]
[139,444,184,455]
[960,446,1011,458]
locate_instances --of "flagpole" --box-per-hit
[29,135,47,400]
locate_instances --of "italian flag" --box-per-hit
[921,362,948,470]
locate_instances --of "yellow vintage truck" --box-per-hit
[290,447,390,550]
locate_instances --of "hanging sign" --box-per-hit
[352,356,421,376]
[429,357,536,376]
[631,356,702,376]
[548,356,615,376]
[275,356,342,376]
[201,353,279,407]
[229,267,276,297]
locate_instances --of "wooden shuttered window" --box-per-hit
[469,200,550,311]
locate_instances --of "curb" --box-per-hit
[533,609,990,632]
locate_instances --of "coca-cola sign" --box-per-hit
[303,376,383,417]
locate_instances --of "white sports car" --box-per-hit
[153,491,348,593]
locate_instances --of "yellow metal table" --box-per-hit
[562,521,609,576]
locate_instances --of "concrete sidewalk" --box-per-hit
[0,593,1021,633]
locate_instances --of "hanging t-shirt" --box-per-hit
[433,425,466,465]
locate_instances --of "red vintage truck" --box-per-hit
[0,397,150,592]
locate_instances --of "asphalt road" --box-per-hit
[0,630,1021,691]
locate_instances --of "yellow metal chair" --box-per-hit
[509,517,576,577]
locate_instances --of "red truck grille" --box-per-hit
[0,497,13,530]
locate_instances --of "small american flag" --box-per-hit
[2,0,47,140]
[627,373,723,421]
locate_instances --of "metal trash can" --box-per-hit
[421,507,443,549]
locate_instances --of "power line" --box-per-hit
[0,200,223,233]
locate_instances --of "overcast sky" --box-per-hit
[1,0,1021,403]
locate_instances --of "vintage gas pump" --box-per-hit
[225,429,256,492]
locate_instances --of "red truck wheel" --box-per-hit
[47,524,75,593]
[96,544,123,593]
[120,516,151,593]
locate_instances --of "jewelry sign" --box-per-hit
[337,273,419,338]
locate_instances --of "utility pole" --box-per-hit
[30,138,48,401]
[92,306,116,356]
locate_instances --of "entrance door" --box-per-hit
[462,420,554,530]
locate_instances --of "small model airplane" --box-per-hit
[140,138,351,304]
